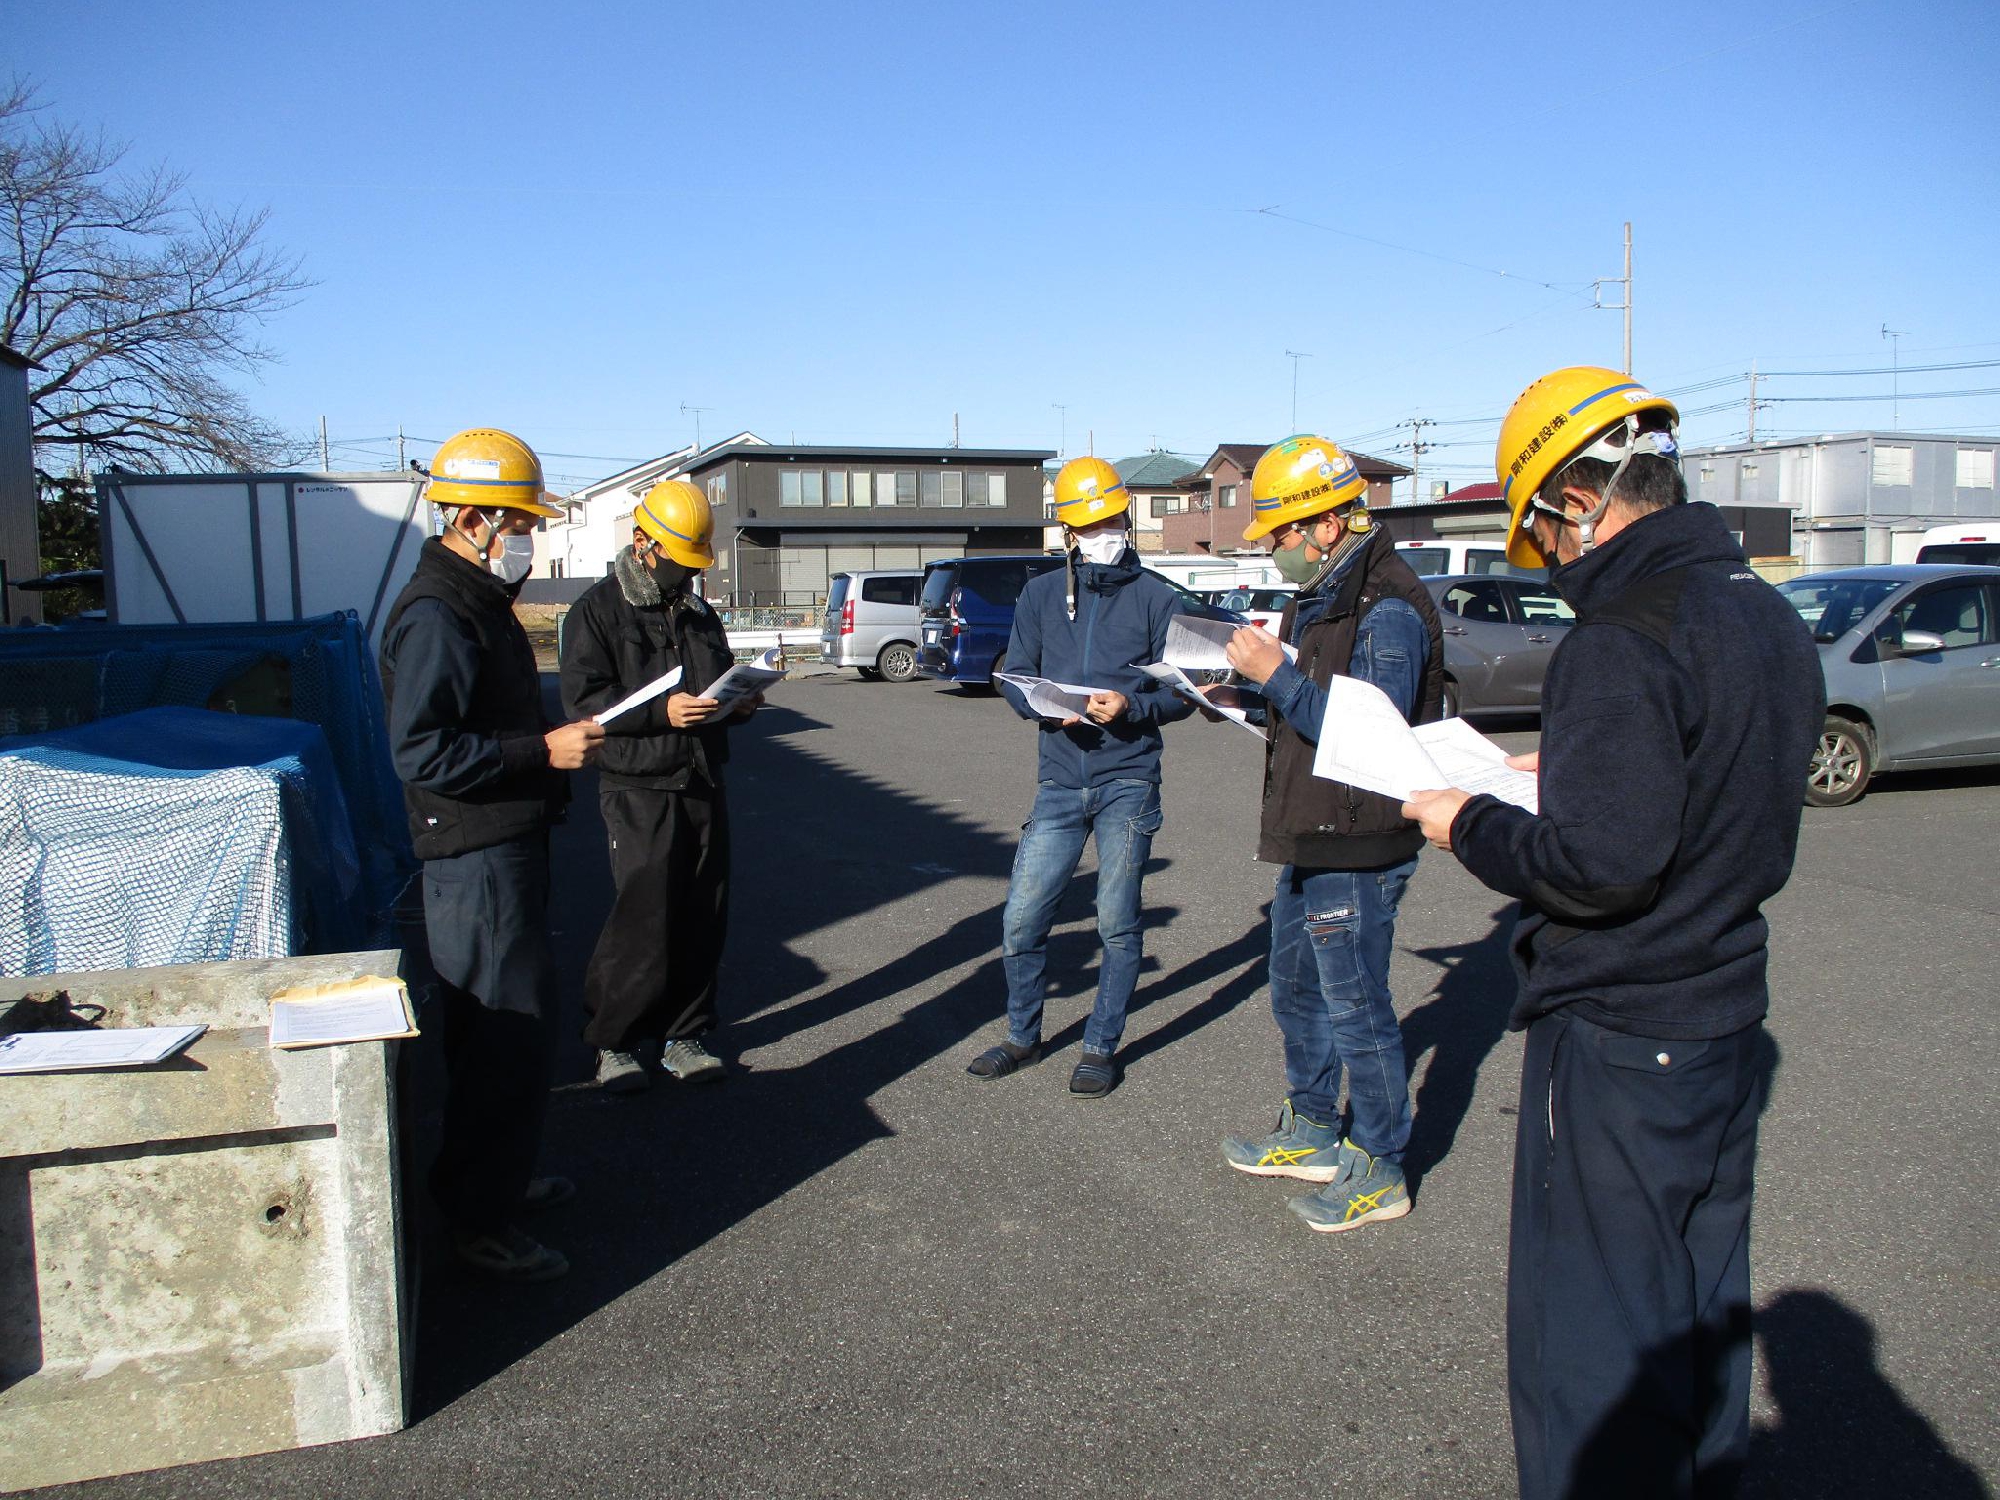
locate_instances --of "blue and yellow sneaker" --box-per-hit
[1221,1099,1347,1182]
[1287,1142,1411,1233]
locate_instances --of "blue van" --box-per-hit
[916,553,1247,688]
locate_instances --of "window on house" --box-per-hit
[828,470,849,507]
[780,471,801,506]
[920,471,942,506]
[1150,495,1183,518]
[941,471,964,507]
[851,471,873,507]
[801,470,824,505]
[1957,449,1996,489]
[881,471,915,506]
[1872,445,1914,487]
[1219,483,1237,508]
[968,471,1009,507]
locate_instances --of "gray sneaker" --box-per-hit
[1221,1099,1349,1182]
[595,1049,650,1094]
[1288,1142,1411,1234]
[660,1036,728,1083]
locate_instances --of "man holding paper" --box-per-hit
[560,479,760,1093]
[1212,435,1443,1234]
[1401,367,1822,1499]
[965,456,1194,1097]
[380,427,604,1283]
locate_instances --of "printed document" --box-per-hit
[1139,662,1265,737]
[702,649,786,709]
[593,666,683,725]
[0,1024,207,1074]
[269,975,419,1050]
[994,672,1110,721]
[1310,676,1539,813]
[1163,614,1295,673]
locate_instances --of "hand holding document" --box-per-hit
[995,672,1115,722]
[0,1024,207,1074]
[269,975,418,1049]
[593,666,683,725]
[1164,614,1297,673]
[702,648,786,709]
[1140,662,1265,737]
[1310,676,1539,813]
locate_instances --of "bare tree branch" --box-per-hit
[1,79,316,473]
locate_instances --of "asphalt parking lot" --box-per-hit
[59,666,1999,1499]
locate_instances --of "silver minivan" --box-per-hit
[821,570,924,682]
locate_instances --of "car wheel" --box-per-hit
[876,641,920,683]
[1441,679,1461,719]
[856,666,883,681]
[1805,715,1873,808]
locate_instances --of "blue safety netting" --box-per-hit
[0,708,364,973]
[0,612,414,972]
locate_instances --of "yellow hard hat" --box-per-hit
[634,479,716,569]
[1242,435,1368,542]
[1495,367,1679,568]
[1052,456,1131,528]
[426,428,563,518]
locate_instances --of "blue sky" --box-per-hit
[14,0,2000,493]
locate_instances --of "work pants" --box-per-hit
[420,835,559,1236]
[1510,1009,1763,1500]
[581,781,730,1052]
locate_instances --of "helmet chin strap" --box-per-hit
[1299,507,1374,592]
[1556,416,1681,557]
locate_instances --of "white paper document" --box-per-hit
[1139,662,1266,737]
[995,672,1115,721]
[701,649,786,708]
[1310,676,1539,813]
[0,1024,207,1074]
[593,666,683,725]
[269,975,419,1050]
[1163,613,1296,673]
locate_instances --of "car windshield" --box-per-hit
[1399,547,1448,575]
[918,565,959,614]
[1776,577,1902,642]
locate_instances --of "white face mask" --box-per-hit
[1072,526,1126,566]
[489,533,535,585]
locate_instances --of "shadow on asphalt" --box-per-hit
[1400,907,1516,1188]
[404,688,1234,1418]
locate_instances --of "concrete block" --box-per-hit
[0,950,410,1491]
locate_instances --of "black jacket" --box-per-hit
[559,552,737,790]
[379,538,564,860]
[1259,529,1445,869]
[1452,502,1825,1039]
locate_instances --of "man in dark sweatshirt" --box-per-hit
[380,427,605,1283]
[964,455,1194,1097]
[560,479,757,1093]
[1403,367,1824,1500]
[1213,435,1444,1234]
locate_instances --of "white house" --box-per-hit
[532,431,766,581]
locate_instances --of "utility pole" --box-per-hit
[1284,350,1311,432]
[952,412,960,448]
[1881,324,1910,430]
[319,415,329,470]
[1594,222,1634,374]
[1051,402,1069,459]
[1746,363,1759,441]
[680,401,712,452]
[1400,417,1435,506]
[396,425,406,468]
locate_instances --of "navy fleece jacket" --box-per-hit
[998,551,1194,787]
[1451,501,1824,1039]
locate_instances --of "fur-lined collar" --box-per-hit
[614,548,662,607]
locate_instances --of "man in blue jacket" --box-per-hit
[1404,368,1823,1499]
[965,456,1194,1097]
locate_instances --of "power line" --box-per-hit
[1248,206,1588,295]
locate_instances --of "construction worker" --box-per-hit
[964,455,1194,1097]
[560,479,756,1092]
[379,427,604,1283]
[1401,367,1823,1498]
[1213,435,1444,1232]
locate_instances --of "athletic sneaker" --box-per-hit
[660,1036,728,1083]
[595,1049,650,1094]
[1221,1099,1347,1182]
[1288,1143,1411,1234]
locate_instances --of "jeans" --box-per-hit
[1001,778,1163,1055]
[1267,858,1417,1161]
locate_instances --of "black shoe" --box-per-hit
[967,1040,1040,1079]
[1069,1050,1119,1097]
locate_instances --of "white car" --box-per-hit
[1214,586,1294,633]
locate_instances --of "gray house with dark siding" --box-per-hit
[680,443,1055,606]
[0,346,37,624]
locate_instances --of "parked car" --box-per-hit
[1774,564,2000,806]
[917,554,1246,688]
[820,569,923,682]
[1395,539,1543,579]
[1215,586,1295,633]
[1421,573,1576,719]
[1913,523,2000,568]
